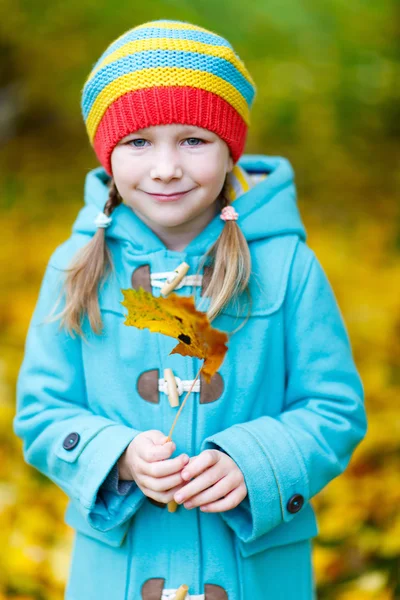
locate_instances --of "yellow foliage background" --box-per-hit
[0,1,399,598]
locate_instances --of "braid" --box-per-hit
[47,178,123,338]
[200,175,252,325]
[219,179,230,210]
[104,179,123,216]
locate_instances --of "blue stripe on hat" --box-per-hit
[90,26,233,74]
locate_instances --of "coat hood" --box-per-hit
[72,155,307,255]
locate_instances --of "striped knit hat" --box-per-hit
[81,19,257,175]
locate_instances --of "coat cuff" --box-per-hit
[53,420,146,531]
[100,462,136,496]
[201,416,309,544]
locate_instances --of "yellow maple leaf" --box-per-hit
[120,288,228,382]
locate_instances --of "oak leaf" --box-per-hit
[120,288,228,382]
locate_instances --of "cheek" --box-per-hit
[110,148,124,174]
[195,158,227,190]
[111,154,141,190]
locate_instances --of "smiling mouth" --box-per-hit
[145,189,193,196]
[142,189,195,202]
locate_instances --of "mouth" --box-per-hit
[142,189,195,202]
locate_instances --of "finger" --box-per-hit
[140,438,176,462]
[181,450,220,481]
[143,453,189,478]
[141,481,187,504]
[140,471,186,493]
[174,463,224,504]
[199,484,248,513]
[183,475,235,509]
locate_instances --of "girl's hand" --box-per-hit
[173,449,248,512]
[118,430,189,504]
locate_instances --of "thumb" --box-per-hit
[147,430,173,446]
[144,430,175,461]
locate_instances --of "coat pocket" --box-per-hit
[238,537,316,599]
[238,501,319,558]
[64,499,130,548]
[219,235,299,318]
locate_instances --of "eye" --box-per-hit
[184,138,205,146]
[128,139,148,148]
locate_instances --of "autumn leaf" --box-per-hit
[120,288,228,382]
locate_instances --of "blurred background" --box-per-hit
[0,1,399,598]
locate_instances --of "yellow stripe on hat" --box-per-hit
[135,21,216,34]
[86,68,251,143]
[87,37,256,89]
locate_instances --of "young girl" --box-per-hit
[14,19,367,600]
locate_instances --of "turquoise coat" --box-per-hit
[14,155,367,599]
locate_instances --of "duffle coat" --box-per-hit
[14,155,368,599]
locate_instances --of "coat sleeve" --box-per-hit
[13,260,147,532]
[200,241,368,544]
[100,462,136,495]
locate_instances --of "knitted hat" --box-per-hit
[81,19,257,175]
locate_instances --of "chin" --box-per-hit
[152,211,193,228]
[158,217,189,228]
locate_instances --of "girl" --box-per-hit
[14,19,367,600]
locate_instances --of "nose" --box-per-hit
[150,147,183,182]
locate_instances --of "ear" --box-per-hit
[227,153,234,173]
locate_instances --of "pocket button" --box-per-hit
[62,432,80,451]
[287,493,304,513]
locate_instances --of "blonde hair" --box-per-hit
[49,182,122,337]
[199,179,251,323]
[51,177,252,337]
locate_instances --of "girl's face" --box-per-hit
[110,124,234,249]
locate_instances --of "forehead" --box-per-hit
[122,124,216,138]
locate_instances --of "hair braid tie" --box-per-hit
[220,206,239,221]
[95,182,122,228]
[94,212,112,228]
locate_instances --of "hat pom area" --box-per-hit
[81,20,256,174]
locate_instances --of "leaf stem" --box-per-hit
[166,364,203,441]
